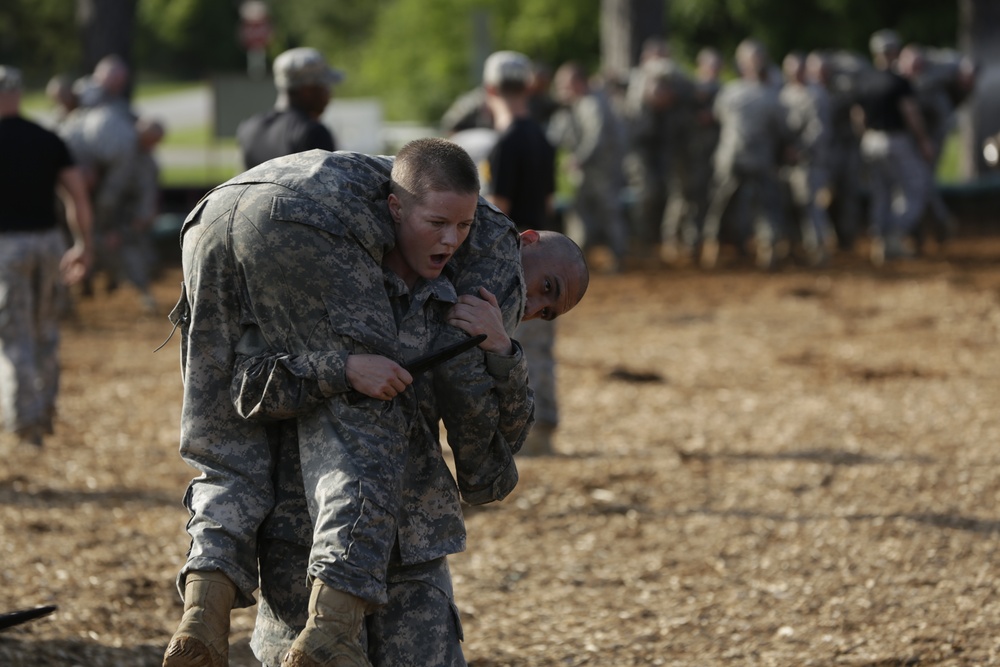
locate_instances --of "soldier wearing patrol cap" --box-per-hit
[237,46,345,169]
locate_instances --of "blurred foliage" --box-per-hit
[669,0,958,66]
[0,0,962,122]
[350,0,601,123]
[0,0,80,85]
[135,0,245,78]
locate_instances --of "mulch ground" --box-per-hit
[2,232,1000,666]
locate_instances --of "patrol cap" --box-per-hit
[0,66,23,92]
[870,29,902,55]
[483,50,532,88]
[273,47,344,90]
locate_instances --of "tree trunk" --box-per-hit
[600,0,666,79]
[77,0,137,93]
[958,0,1000,178]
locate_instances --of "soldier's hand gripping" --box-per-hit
[345,354,413,401]
[446,287,513,355]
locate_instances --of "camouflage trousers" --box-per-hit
[827,143,863,249]
[860,130,931,240]
[575,169,628,263]
[174,182,406,607]
[782,162,831,256]
[0,230,65,434]
[118,224,155,292]
[703,166,782,249]
[515,318,558,427]
[625,148,671,248]
[252,537,466,667]
[662,155,715,252]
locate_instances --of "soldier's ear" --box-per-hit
[388,193,402,223]
[519,229,540,246]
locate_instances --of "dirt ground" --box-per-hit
[2,232,1000,667]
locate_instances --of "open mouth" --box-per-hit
[430,253,450,267]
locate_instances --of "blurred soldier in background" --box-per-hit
[807,50,866,252]
[118,117,166,314]
[237,47,343,170]
[853,29,935,264]
[45,74,81,129]
[549,61,629,273]
[0,66,93,446]
[481,50,560,456]
[59,55,138,297]
[660,47,721,265]
[440,86,492,136]
[527,60,560,130]
[701,39,790,270]
[623,38,686,258]
[482,51,556,233]
[898,43,975,251]
[780,51,833,265]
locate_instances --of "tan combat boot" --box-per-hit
[162,570,236,667]
[281,580,370,667]
[519,423,555,457]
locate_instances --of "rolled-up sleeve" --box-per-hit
[232,349,352,421]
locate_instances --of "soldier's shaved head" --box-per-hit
[390,137,480,205]
[519,230,589,320]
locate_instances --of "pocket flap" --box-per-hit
[270,195,350,239]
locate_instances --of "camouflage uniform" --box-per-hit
[117,147,159,301]
[244,256,531,665]
[662,74,719,254]
[171,150,406,608]
[779,80,832,261]
[514,318,557,429]
[171,150,529,614]
[623,58,691,250]
[821,51,868,250]
[60,98,138,286]
[0,231,65,434]
[703,78,788,257]
[910,49,966,242]
[548,87,628,266]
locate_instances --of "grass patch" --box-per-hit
[160,163,239,188]
[133,80,206,100]
[937,130,962,184]
[20,81,209,121]
[161,125,238,149]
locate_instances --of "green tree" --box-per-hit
[352,0,602,123]
[1,0,966,120]
[135,0,245,78]
[669,0,958,66]
[0,0,80,85]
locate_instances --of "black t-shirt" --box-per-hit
[487,117,556,231]
[237,108,337,169]
[0,115,74,233]
[855,68,914,133]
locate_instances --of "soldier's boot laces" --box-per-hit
[162,570,236,667]
[281,580,371,667]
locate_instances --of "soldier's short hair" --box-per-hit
[390,137,480,204]
[735,39,768,77]
[870,29,902,56]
